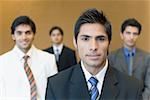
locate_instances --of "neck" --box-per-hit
[22,48,30,54]
[53,43,62,47]
[124,45,135,51]
[84,60,106,76]
[17,46,31,54]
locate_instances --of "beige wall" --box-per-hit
[0,0,150,55]
[0,2,2,53]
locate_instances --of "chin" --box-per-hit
[88,62,101,67]
[128,45,135,48]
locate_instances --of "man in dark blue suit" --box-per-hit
[45,8,143,100]
[44,26,77,72]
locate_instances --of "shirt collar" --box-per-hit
[81,59,108,84]
[123,47,136,57]
[12,45,34,60]
[53,44,63,54]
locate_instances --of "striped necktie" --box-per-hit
[88,77,99,100]
[23,55,37,100]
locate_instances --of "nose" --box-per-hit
[130,33,134,39]
[90,39,98,51]
[22,33,27,39]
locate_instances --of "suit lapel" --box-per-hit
[68,64,90,99]
[59,46,65,61]
[117,48,128,73]
[67,64,120,99]
[100,67,119,100]
[51,47,54,54]
[132,48,141,71]
[60,46,65,56]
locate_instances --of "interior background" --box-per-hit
[0,0,150,57]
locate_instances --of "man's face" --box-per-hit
[74,23,109,69]
[50,29,63,45]
[120,26,139,49]
[12,24,35,53]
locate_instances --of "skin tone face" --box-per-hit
[73,23,110,75]
[12,24,35,53]
[120,26,139,50]
[50,29,63,46]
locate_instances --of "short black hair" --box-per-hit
[121,18,142,34]
[49,26,64,36]
[11,16,36,34]
[74,8,112,43]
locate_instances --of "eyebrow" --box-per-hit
[96,35,107,38]
[16,30,31,33]
[125,31,131,33]
[80,35,91,38]
[25,30,31,33]
[80,34,107,38]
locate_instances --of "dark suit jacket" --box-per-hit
[45,63,143,100]
[108,47,150,99]
[44,45,77,72]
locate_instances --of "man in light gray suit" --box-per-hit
[108,18,150,100]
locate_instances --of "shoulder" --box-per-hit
[48,64,79,83]
[43,47,53,52]
[109,48,123,55]
[0,50,15,70]
[110,67,142,88]
[63,46,75,53]
[111,67,136,81]
[136,48,150,62]
[108,48,123,60]
[34,47,55,59]
[136,48,150,56]
[114,68,143,98]
[0,50,14,60]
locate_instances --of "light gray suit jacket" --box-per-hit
[108,47,150,100]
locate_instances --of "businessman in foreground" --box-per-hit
[45,8,143,100]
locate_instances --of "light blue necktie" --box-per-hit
[88,77,99,100]
[55,49,59,62]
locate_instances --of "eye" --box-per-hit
[133,32,139,36]
[125,32,131,35]
[81,37,89,41]
[16,31,22,35]
[25,31,32,35]
[96,36,107,42]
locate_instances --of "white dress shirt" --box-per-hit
[53,44,63,55]
[81,59,108,98]
[0,45,58,100]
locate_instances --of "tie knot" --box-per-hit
[88,77,98,86]
[56,49,59,53]
[23,55,29,62]
[128,52,134,57]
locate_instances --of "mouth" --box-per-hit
[128,40,134,43]
[21,41,29,45]
[86,54,100,60]
[128,41,134,45]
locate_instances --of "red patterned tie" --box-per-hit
[24,55,37,100]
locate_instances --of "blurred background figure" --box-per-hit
[0,16,57,100]
[108,18,150,100]
[44,26,77,72]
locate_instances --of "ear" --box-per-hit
[73,37,77,49]
[12,34,16,41]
